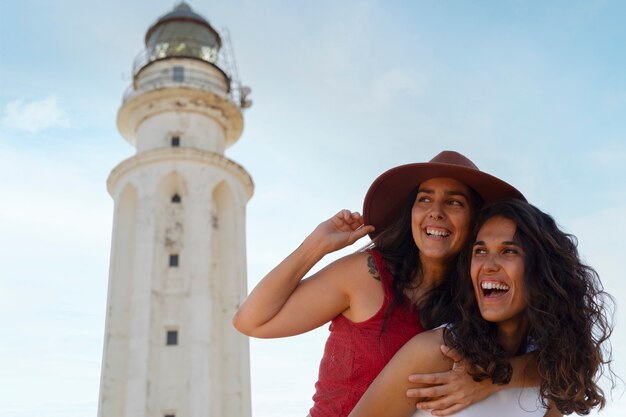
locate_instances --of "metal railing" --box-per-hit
[126,30,250,108]
[123,66,230,102]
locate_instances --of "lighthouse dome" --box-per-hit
[142,2,222,65]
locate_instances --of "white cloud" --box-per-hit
[1,97,71,133]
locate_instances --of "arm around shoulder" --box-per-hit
[349,329,452,417]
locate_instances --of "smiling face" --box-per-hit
[411,177,473,268]
[471,216,528,332]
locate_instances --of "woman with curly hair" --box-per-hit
[349,198,613,417]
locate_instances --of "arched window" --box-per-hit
[171,194,181,203]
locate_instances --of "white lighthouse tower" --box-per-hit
[98,3,253,417]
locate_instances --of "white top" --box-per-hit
[413,386,545,417]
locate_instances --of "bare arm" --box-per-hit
[407,348,540,416]
[232,210,374,338]
[348,329,452,417]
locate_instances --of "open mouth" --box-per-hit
[480,281,510,298]
[425,226,451,237]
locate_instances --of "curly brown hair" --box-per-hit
[444,198,614,414]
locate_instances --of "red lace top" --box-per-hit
[309,250,425,417]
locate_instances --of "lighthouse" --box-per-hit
[98,3,253,417]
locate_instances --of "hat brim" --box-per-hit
[362,162,525,239]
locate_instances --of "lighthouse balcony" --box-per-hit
[123,58,232,102]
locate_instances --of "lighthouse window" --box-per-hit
[169,254,179,267]
[166,330,178,345]
[171,194,181,203]
[173,66,185,82]
[171,136,180,147]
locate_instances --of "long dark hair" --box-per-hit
[445,199,614,414]
[372,186,482,329]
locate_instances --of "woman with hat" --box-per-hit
[233,151,530,417]
[348,199,613,417]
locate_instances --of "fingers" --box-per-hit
[410,383,468,416]
[440,345,463,363]
[426,403,467,417]
[414,394,466,415]
[407,385,448,399]
[350,224,375,242]
[335,210,372,231]
[408,372,452,385]
[340,209,353,223]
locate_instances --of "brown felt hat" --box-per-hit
[363,150,526,239]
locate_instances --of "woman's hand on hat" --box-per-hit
[309,210,375,253]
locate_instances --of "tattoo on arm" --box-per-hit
[367,254,381,281]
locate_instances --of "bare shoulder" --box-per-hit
[408,327,445,346]
[321,251,386,322]
[347,250,382,281]
[393,328,450,372]
[320,251,377,281]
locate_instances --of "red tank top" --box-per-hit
[309,250,425,417]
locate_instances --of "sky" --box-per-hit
[1,0,625,416]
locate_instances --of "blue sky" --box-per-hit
[1,1,625,416]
